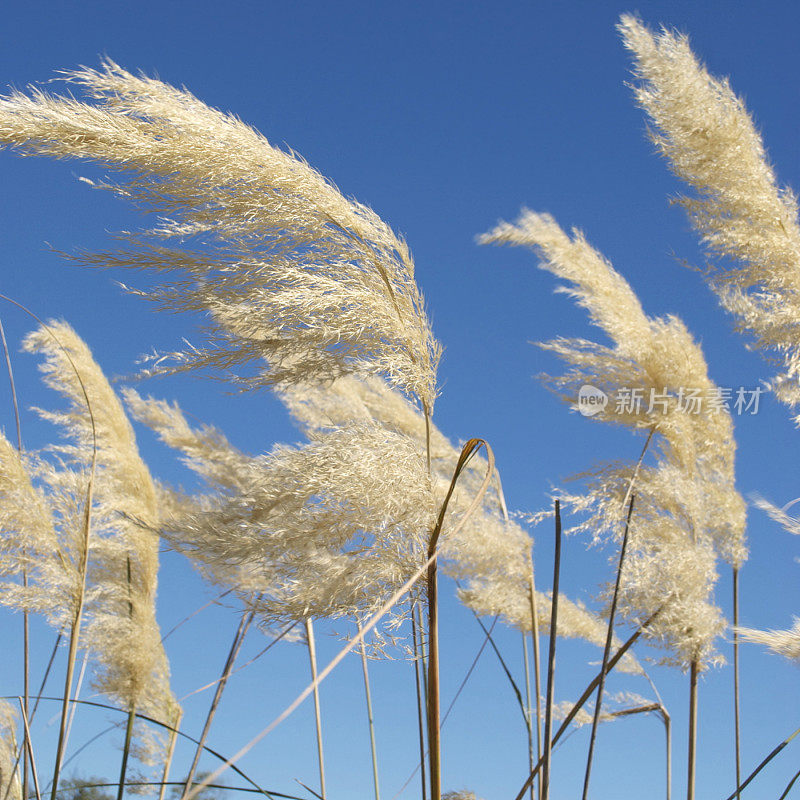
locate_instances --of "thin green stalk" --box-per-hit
[411,603,428,800]
[528,564,543,800]
[522,630,534,800]
[182,609,254,799]
[116,707,136,800]
[426,549,441,800]
[733,567,742,800]
[778,766,800,800]
[513,605,664,800]
[541,500,562,800]
[415,602,428,708]
[357,620,380,800]
[305,618,326,800]
[581,494,635,800]
[722,725,800,800]
[688,660,699,800]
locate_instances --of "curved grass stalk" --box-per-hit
[15,695,274,798]
[425,439,488,800]
[55,783,304,800]
[389,616,498,800]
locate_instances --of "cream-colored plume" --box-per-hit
[20,322,178,730]
[0,61,440,410]
[619,15,800,420]
[481,210,746,668]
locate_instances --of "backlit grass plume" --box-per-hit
[21,322,178,730]
[279,374,641,671]
[0,61,440,411]
[480,210,746,668]
[619,15,800,419]
[737,618,800,662]
[125,388,437,624]
[0,701,21,800]
[0,430,74,629]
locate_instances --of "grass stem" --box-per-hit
[541,500,562,800]
[305,618,327,800]
[733,567,742,800]
[182,608,254,799]
[357,620,380,800]
[581,494,635,800]
[687,660,698,800]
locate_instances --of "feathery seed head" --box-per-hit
[0,62,441,408]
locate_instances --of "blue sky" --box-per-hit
[2,1,800,798]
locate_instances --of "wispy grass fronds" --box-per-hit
[0,433,72,627]
[126,389,436,623]
[737,497,800,663]
[619,15,800,419]
[481,210,746,669]
[0,701,21,800]
[0,62,440,409]
[22,322,179,738]
[737,618,800,662]
[282,374,539,635]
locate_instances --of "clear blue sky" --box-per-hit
[2,2,800,799]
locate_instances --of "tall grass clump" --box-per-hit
[482,210,746,799]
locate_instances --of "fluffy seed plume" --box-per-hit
[0,430,76,628]
[125,388,437,624]
[737,618,800,662]
[0,701,21,800]
[21,321,178,729]
[279,375,641,665]
[481,210,746,668]
[619,15,800,418]
[0,61,440,409]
